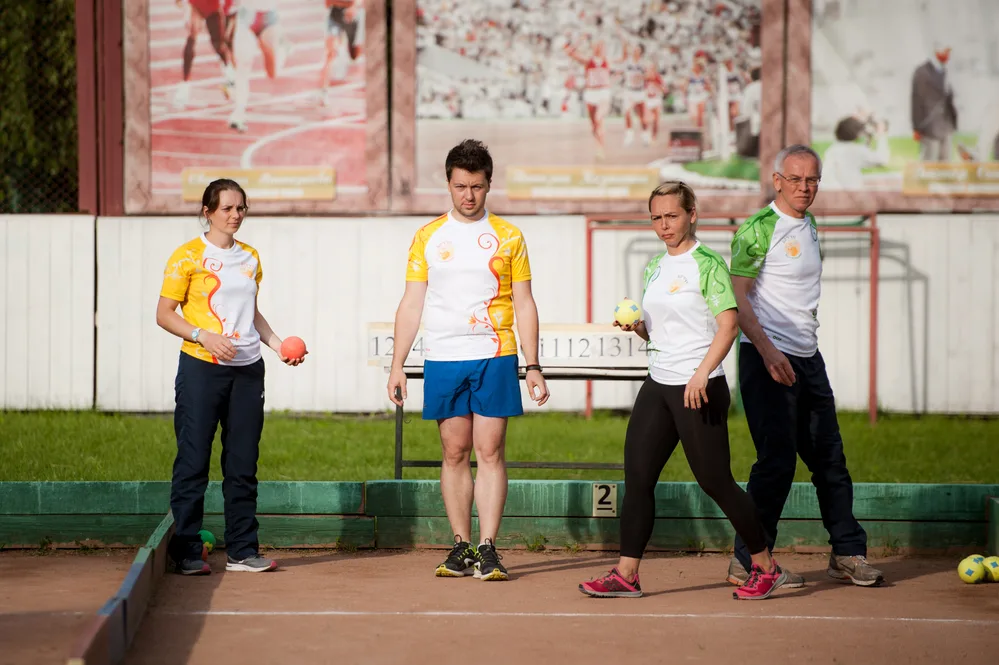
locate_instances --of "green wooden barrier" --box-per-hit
[0,481,993,552]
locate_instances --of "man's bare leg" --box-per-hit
[472,414,508,543]
[439,415,474,541]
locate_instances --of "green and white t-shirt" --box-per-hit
[730,202,822,357]
[641,241,738,386]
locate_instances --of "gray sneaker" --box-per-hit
[727,556,805,588]
[176,558,211,576]
[226,554,278,572]
[827,554,884,586]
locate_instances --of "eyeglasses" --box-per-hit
[777,173,821,188]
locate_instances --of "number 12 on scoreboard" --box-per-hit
[592,483,618,517]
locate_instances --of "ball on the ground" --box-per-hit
[614,298,642,326]
[198,529,216,553]
[981,556,999,582]
[957,556,986,583]
[280,336,307,360]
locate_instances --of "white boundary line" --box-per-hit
[151,63,359,96]
[159,609,999,626]
[152,82,363,124]
[0,611,85,618]
[152,129,258,141]
[241,114,366,168]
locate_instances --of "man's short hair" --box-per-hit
[774,144,822,175]
[445,139,493,182]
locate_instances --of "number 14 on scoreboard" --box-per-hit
[539,335,649,359]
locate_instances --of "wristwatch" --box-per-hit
[525,364,543,373]
[191,328,202,344]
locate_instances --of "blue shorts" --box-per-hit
[422,355,524,421]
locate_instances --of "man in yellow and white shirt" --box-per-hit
[388,139,549,582]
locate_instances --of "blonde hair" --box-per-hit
[648,181,698,235]
[648,180,697,214]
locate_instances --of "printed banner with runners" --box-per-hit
[124,0,388,213]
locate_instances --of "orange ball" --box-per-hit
[280,336,307,360]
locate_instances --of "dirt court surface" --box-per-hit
[129,549,999,665]
[0,549,137,665]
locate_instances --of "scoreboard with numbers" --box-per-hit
[367,323,650,368]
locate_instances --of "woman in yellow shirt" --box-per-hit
[156,178,305,575]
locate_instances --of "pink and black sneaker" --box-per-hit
[732,561,787,600]
[579,568,643,598]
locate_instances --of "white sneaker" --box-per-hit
[228,111,247,132]
[226,554,278,572]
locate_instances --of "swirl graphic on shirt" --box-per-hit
[696,249,738,317]
[466,232,510,355]
[203,258,223,273]
[201,257,228,344]
[730,209,777,278]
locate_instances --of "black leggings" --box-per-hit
[620,376,768,559]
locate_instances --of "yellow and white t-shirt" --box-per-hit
[406,210,532,361]
[161,234,263,366]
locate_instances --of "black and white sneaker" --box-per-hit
[474,539,509,581]
[435,535,478,577]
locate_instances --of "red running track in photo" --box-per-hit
[148,0,367,198]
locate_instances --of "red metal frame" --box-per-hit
[96,0,125,216]
[75,0,98,214]
[585,213,880,425]
[75,0,124,216]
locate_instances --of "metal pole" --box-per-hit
[585,220,594,418]
[394,387,404,479]
[869,221,880,425]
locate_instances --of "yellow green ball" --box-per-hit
[198,529,216,553]
[981,556,999,582]
[614,298,642,326]
[957,556,986,584]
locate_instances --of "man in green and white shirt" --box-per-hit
[726,145,884,588]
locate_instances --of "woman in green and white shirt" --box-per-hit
[579,181,787,601]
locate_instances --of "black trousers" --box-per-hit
[733,343,867,571]
[621,376,768,559]
[168,352,265,562]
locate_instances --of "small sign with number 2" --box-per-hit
[592,483,618,517]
